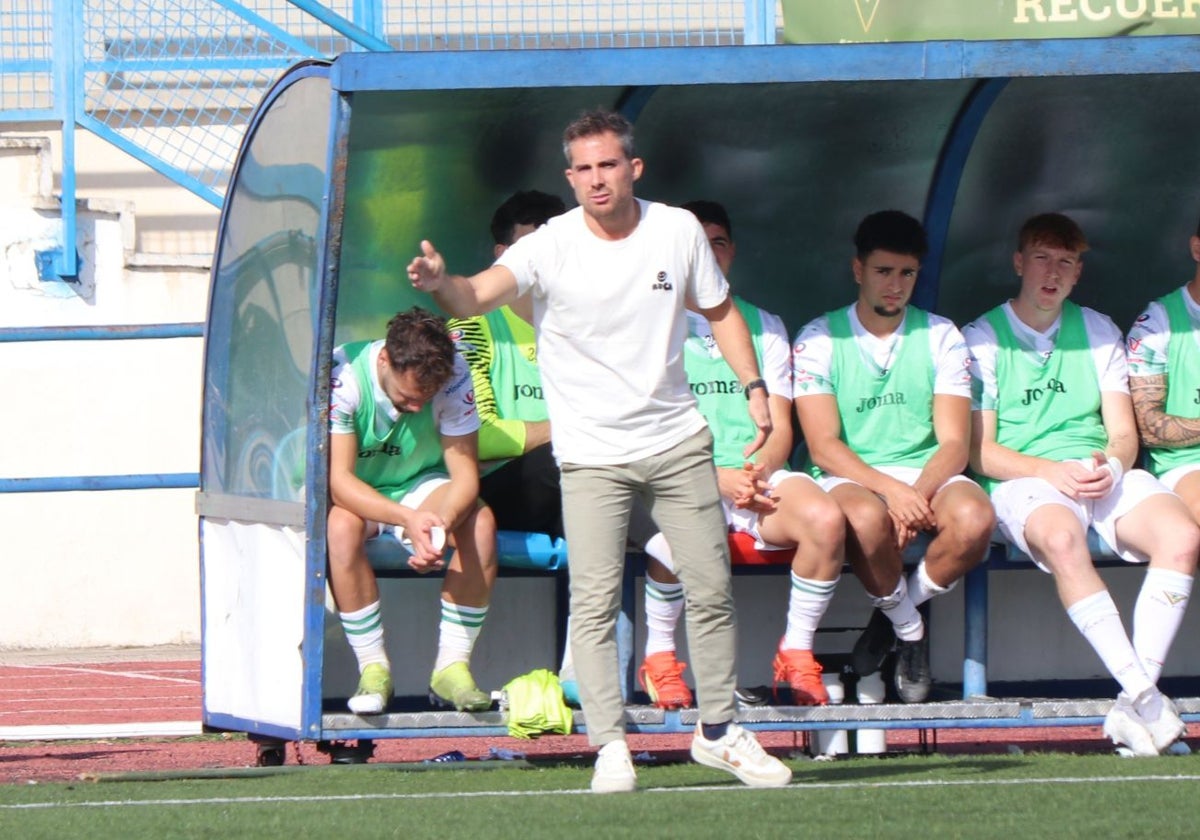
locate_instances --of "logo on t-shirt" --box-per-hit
[856,392,907,413]
[651,271,673,291]
[1021,377,1067,406]
[360,442,403,458]
[690,378,741,396]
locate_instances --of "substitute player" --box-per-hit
[327,307,498,715]
[965,212,1197,756]
[794,209,994,703]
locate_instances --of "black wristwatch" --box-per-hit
[743,378,768,400]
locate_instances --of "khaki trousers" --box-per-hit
[560,428,737,744]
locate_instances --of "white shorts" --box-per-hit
[723,469,817,551]
[990,466,1172,572]
[369,473,450,545]
[815,465,978,496]
[1158,463,1200,493]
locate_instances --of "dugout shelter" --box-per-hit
[198,37,1200,745]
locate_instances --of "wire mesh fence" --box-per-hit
[0,1,770,203]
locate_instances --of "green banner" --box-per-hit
[782,0,1200,44]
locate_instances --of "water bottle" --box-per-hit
[854,671,887,754]
[811,673,849,757]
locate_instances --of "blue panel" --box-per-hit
[332,37,1200,93]
[204,711,303,742]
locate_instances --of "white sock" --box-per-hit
[907,560,954,608]
[339,601,389,672]
[643,578,684,656]
[1066,590,1154,700]
[643,532,675,574]
[871,576,924,642]
[782,573,839,650]
[433,599,487,673]
[559,615,575,679]
[1132,568,1193,684]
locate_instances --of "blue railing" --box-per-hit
[0,1,768,279]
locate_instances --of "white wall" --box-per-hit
[0,135,211,649]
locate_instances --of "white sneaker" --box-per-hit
[690,723,792,788]
[1136,693,1186,754]
[590,740,637,793]
[1103,697,1157,757]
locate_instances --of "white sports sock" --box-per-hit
[907,560,955,608]
[871,576,924,642]
[559,615,575,679]
[643,578,684,656]
[643,532,675,574]
[433,599,488,673]
[339,601,390,672]
[1132,568,1193,684]
[782,573,839,650]
[1066,589,1154,700]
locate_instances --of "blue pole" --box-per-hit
[0,474,199,493]
[282,0,392,51]
[54,0,79,278]
[0,323,204,342]
[742,0,776,46]
[962,563,990,698]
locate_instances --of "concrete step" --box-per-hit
[0,136,52,203]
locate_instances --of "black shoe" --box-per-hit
[851,608,896,677]
[894,634,931,703]
[735,685,771,707]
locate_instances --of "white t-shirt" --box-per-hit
[963,301,1128,412]
[685,306,792,398]
[497,200,729,464]
[791,306,971,399]
[329,340,479,438]
[1127,285,1200,377]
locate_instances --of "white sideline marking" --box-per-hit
[0,721,202,741]
[4,774,1200,810]
[2,664,199,686]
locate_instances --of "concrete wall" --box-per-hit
[0,133,211,649]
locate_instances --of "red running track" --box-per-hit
[0,660,200,729]
[0,653,1148,785]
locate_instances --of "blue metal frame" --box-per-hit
[332,36,1200,92]
[197,58,335,742]
[0,322,205,496]
[741,0,774,46]
[54,0,78,277]
[0,474,199,493]
[0,324,204,342]
[915,78,1010,313]
[301,70,350,740]
[282,0,391,51]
